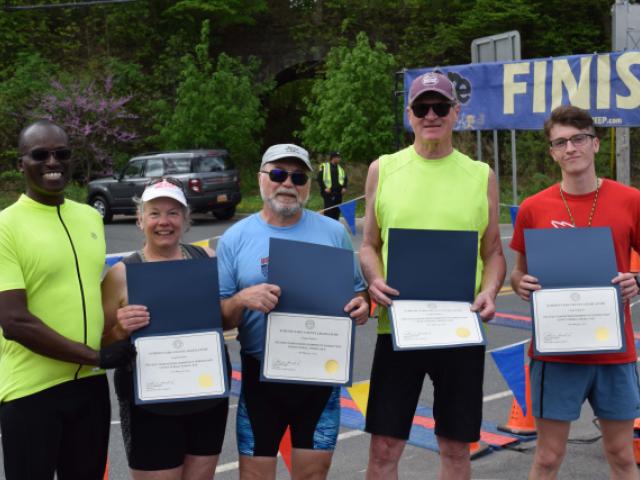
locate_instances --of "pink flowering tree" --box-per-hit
[35,76,138,181]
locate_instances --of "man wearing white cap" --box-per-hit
[360,72,505,479]
[217,143,369,479]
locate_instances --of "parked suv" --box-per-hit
[87,149,241,223]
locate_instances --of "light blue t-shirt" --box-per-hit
[217,210,367,358]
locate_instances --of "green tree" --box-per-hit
[0,53,57,170]
[157,20,271,174]
[165,0,267,27]
[299,31,396,163]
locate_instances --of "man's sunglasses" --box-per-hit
[26,148,72,162]
[410,102,453,118]
[261,168,309,186]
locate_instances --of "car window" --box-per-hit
[145,158,165,178]
[196,155,233,172]
[165,157,191,174]
[122,159,144,178]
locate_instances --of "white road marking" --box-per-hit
[483,390,513,402]
[485,339,529,354]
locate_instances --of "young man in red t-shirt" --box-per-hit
[510,105,640,479]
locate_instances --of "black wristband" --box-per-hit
[99,340,137,369]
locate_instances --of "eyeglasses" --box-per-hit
[147,176,183,188]
[549,133,596,150]
[260,168,309,186]
[26,148,72,162]
[410,102,453,118]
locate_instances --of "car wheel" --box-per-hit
[91,195,113,223]
[213,207,235,220]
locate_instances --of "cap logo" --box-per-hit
[152,180,179,190]
[285,145,300,154]
[422,73,439,86]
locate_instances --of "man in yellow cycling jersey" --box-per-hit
[0,120,134,479]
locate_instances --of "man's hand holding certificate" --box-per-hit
[525,227,625,356]
[386,229,485,350]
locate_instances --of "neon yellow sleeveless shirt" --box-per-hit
[375,146,489,333]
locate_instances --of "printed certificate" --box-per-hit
[135,330,226,402]
[262,312,353,385]
[389,300,484,350]
[532,287,623,355]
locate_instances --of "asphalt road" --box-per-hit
[1,211,638,479]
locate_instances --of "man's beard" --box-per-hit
[260,184,309,218]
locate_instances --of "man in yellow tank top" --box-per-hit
[360,72,506,479]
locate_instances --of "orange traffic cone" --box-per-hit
[634,438,640,465]
[633,419,640,464]
[278,426,293,473]
[497,364,536,436]
[631,250,640,273]
[369,300,378,318]
[103,457,109,480]
[469,441,490,459]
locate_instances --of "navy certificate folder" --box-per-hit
[524,227,618,288]
[264,237,355,386]
[387,228,478,302]
[126,257,222,339]
[524,227,624,355]
[268,237,353,317]
[386,228,483,351]
[126,257,228,404]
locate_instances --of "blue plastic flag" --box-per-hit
[491,341,527,416]
[509,206,519,228]
[339,200,357,235]
[105,255,124,267]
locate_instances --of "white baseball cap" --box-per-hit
[261,143,312,171]
[141,179,188,207]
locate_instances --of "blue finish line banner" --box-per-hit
[404,51,640,131]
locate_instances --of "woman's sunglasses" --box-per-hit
[261,168,309,186]
[147,177,184,188]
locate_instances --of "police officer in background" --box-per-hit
[318,151,347,220]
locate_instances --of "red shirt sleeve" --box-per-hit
[509,201,530,254]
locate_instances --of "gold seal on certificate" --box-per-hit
[324,359,340,374]
[198,374,214,388]
[135,331,226,402]
[263,312,353,385]
[456,327,471,338]
[595,327,610,341]
[389,300,484,350]
[532,287,622,355]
